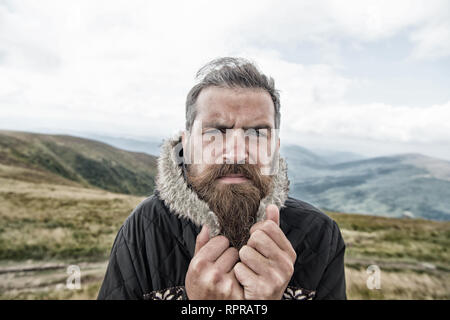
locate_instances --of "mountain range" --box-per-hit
[282,144,450,221]
[1,130,449,220]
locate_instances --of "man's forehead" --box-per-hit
[195,86,275,127]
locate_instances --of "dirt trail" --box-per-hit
[2,257,448,299]
[0,260,108,299]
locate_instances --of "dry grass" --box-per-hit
[0,175,144,262]
[0,261,107,300]
[328,211,450,265]
[0,169,449,299]
[3,261,447,300]
[345,265,450,299]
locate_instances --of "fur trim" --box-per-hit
[155,131,290,237]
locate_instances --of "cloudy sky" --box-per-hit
[1,0,449,160]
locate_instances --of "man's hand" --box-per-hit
[185,225,244,300]
[234,204,296,300]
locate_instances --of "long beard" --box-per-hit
[186,163,273,249]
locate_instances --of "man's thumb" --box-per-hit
[194,225,210,255]
[265,204,280,226]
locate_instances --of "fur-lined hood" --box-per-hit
[155,131,290,237]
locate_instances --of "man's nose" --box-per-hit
[223,129,248,164]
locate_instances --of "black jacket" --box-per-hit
[97,193,346,300]
[97,134,346,300]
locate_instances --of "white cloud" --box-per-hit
[246,52,450,147]
[286,101,450,143]
[410,21,450,60]
[0,0,449,159]
[234,0,450,58]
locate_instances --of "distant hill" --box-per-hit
[280,144,330,182]
[289,153,450,221]
[77,133,163,156]
[0,130,157,196]
[308,148,366,165]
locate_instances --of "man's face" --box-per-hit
[183,86,279,174]
[182,86,280,248]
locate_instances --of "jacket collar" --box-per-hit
[155,131,290,237]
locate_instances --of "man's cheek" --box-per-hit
[202,143,219,165]
[189,164,206,177]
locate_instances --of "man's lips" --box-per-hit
[217,174,249,184]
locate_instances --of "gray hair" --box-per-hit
[185,57,281,131]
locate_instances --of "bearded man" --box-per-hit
[97,57,346,300]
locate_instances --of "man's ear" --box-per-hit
[182,130,191,164]
[274,137,280,157]
[182,130,187,151]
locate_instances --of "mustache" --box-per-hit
[194,163,263,182]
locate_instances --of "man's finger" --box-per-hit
[250,221,296,262]
[196,235,230,262]
[238,245,268,276]
[265,204,279,226]
[233,261,258,287]
[249,204,279,234]
[194,225,210,255]
[247,229,280,260]
[215,247,239,273]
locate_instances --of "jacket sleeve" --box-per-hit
[97,225,145,300]
[314,220,347,300]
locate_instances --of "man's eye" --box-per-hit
[257,129,268,137]
[204,129,225,135]
[245,129,267,137]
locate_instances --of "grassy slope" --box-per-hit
[0,167,144,299]
[1,168,448,299]
[327,211,450,299]
[0,130,157,196]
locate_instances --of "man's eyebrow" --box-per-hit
[242,124,273,130]
[202,122,233,130]
[202,122,273,130]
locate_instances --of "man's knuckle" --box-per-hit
[279,252,294,274]
[248,231,261,246]
[250,221,263,232]
[284,262,294,278]
[262,220,277,234]
[253,229,265,240]
[220,277,233,296]
[290,249,297,263]
[195,235,204,245]
[272,272,286,290]
[266,219,277,228]
[191,258,207,273]
[208,267,223,284]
